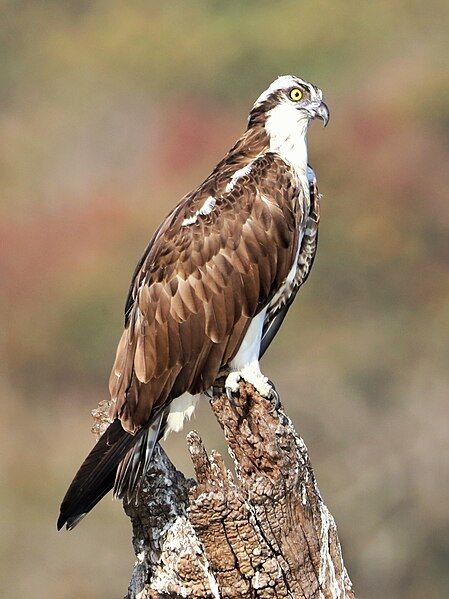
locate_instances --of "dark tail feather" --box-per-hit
[114,413,164,501]
[57,419,140,530]
[57,410,167,531]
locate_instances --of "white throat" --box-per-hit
[265,103,309,176]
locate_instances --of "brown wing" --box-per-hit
[109,153,305,433]
[260,165,321,357]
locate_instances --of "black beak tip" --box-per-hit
[318,101,330,128]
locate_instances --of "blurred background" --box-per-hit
[1,1,448,597]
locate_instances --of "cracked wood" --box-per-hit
[92,384,355,598]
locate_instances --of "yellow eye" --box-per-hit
[289,88,303,102]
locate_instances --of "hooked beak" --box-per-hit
[315,101,330,127]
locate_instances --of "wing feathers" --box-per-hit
[60,146,317,532]
[110,153,304,431]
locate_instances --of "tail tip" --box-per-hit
[57,510,87,531]
[57,511,68,531]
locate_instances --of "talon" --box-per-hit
[224,371,242,409]
[267,379,280,411]
[226,385,242,408]
[226,386,235,402]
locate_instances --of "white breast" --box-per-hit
[230,308,267,369]
[264,102,312,311]
[164,392,199,439]
[265,102,309,177]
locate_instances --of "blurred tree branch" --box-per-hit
[94,385,355,598]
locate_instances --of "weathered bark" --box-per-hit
[93,384,355,598]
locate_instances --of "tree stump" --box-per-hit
[94,384,355,598]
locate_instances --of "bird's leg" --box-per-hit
[225,361,280,409]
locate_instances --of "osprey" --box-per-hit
[58,75,329,530]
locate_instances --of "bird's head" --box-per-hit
[248,75,329,138]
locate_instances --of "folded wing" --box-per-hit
[109,153,305,433]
